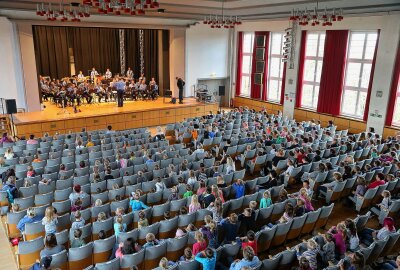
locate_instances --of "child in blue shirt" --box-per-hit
[195,248,216,270]
[129,192,149,211]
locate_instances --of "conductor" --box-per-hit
[176,77,185,104]
[114,77,125,107]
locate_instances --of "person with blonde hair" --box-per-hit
[189,194,202,213]
[42,206,58,234]
[142,232,160,248]
[192,231,207,255]
[226,156,236,174]
[299,187,314,212]
[259,190,272,208]
[296,238,320,270]
[211,185,225,203]
[17,207,42,232]
[229,246,260,270]
[158,257,173,270]
[114,215,126,237]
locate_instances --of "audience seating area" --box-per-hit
[1,108,400,270]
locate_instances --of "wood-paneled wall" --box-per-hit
[233,97,283,116]
[14,104,218,138]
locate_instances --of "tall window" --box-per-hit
[301,32,326,109]
[392,76,400,126]
[341,31,378,118]
[267,33,285,102]
[240,32,255,96]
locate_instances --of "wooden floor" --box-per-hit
[13,98,201,124]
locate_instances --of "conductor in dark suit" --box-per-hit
[114,77,125,107]
[176,77,185,104]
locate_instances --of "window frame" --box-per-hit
[239,32,255,97]
[266,32,285,102]
[300,31,326,110]
[392,76,400,126]
[340,31,378,118]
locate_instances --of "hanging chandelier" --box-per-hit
[83,0,160,16]
[203,0,242,29]
[289,0,343,26]
[35,0,161,22]
[36,2,90,22]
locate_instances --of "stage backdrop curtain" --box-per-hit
[280,62,287,105]
[124,28,141,78]
[316,30,349,116]
[161,30,170,94]
[69,27,120,76]
[250,32,269,99]
[143,29,159,84]
[385,40,400,126]
[32,26,70,79]
[363,30,380,121]
[235,32,243,96]
[295,31,307,108]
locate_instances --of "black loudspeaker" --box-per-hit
[218,86,226,96]
[5,99,17,114]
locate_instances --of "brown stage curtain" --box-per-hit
[69,27,120,76]
[124,28,141,78]
[32,26,70,79]
[161,30,170,93]
[143,29,159,83]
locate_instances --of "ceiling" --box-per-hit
[0,0,399,25]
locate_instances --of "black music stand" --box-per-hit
[163,90,173,103]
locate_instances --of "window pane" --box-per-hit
[341,89,358,115]
[348,33,366,59]
[393,96,400,125]
[316,60,323,83]
[304,60,317,82]
[271,34,282,54]
[318,34,326,57]
[356,91,367,117]
[242,56,252,74]
[360,63,372,89]
[306,34,318,57]
[270,57,281,77]
[313,86,320,108]
[268,79,279,101]
[241,76,251,96]
[364,33,377,60]
[301,84,314,108]
[243,33,254,53]
[345,62,362,87]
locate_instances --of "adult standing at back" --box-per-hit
[176,77,185,104]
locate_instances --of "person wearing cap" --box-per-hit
[17,207,43,232]
[69,184,88,206]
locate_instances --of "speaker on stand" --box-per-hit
[217,86,225,113]
[1,99,17,139]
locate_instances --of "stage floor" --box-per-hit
[13,98,201,124]
[12,98,218,137]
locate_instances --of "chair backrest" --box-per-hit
[144,241,168,269]
[120,248,145,270]
[50,249,68,270]
[68,242,94,270]
[166,234,189,261]
[262,253,282,270]
[178,260,200,270]
[95,257,120,270]
[17,236,44,269]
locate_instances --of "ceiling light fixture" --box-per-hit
[203,0,241,29]
[35,0,162,22]
[289,0,343,26]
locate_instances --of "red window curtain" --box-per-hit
[363,30,380,121]
[261,32,270,101]
[385,41,400,126]
[235,32,243,97]
[316,30,349,116]
[280,62,287,105]
[295,31,307,107]
[250,32,269,99]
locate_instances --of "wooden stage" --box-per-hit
[13,98,218,138]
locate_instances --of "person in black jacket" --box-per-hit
[176,77,185,104]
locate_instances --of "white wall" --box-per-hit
[185,23,230,97]
[0,17,26,111]
[169,28,186,97]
